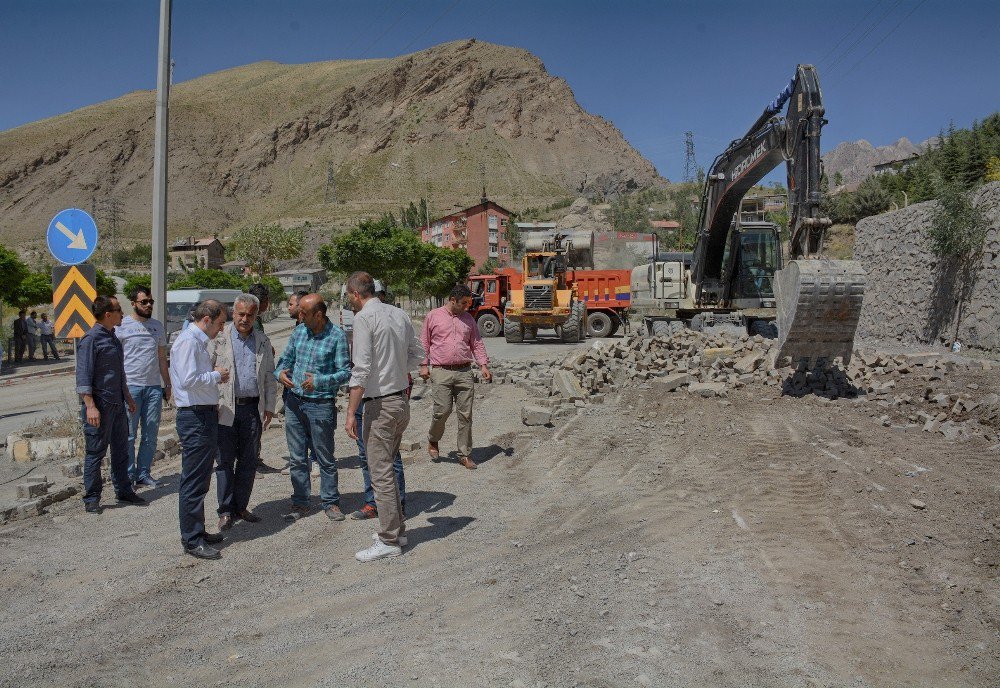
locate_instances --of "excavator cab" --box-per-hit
[727,222,781,306]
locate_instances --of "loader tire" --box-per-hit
[651,320,671,337]
[562,303,584,343]
[504,317,523,343]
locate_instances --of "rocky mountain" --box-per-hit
[822,136,937,187]
[0,39,664,246]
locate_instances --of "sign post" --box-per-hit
[47,208,100,379]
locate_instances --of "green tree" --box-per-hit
[94,269,117,297]
[850,177,892,220]
[477,258,501,275]
[0,245,30,306]
[122,273,152,299]
[506,219,526,260]
[226,223,304,277]
[833,171,844,187]
[9,272,53,309]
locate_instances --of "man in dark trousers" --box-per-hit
[76,296,145,514]
[12,310,27,362]
[170,299,229,560]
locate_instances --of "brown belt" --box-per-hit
[432,363,472,371]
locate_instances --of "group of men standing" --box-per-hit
[74,272,492,564]
[11,310,60,362]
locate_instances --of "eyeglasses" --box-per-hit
[136,299,154,305]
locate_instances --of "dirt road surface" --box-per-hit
[0,338,997,687]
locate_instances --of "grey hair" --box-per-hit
[346,271,375,298]
[234,294,260,310]
[192,299,226,322]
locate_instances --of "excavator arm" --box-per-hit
[690,65,865,363]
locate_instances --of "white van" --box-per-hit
[166,289,243,343]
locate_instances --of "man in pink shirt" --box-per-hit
[419,284,492,470]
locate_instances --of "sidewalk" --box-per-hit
[1,314,299,384]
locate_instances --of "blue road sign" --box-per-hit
[47,208,98,265]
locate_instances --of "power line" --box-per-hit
[401,0,464,53]
[818,0,884,68]
[359,2,418,58]
[825,0,904,76]
[341,0,393,56]
[836,0,928,84]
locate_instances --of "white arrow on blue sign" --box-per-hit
[47,208,99,265]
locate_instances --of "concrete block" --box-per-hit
[653,373,691,392]
[689,382,727,398]
[16,482,47,499]
[27,437,77,461]
[521,405,552,426]
[734,351,765,374]
[702,348,735,366]
[551,370,587,401]
[10,438,33,463]
[61,462,83,478]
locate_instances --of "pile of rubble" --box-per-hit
[498,328,999,444]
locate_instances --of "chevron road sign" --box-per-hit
[52,264,97,339]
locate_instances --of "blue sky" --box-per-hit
[2,0,998,181]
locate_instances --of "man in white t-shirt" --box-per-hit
[116,286,171,487]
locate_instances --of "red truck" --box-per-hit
[468,268,631,339]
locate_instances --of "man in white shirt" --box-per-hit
[38,313,60,360]
[25,311,39,360]
[345,271,424,562]
[117,287,171,487]
[169,299,230,560]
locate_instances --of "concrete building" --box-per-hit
[169,235,225,271]
[420,195,512,269]
[272,268,328,297]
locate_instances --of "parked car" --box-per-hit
[166,288,244,344]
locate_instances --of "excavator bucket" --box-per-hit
[773,259,866,365]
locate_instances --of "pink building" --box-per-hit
[420,196,512,269]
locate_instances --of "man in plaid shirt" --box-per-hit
[275,294,352,521]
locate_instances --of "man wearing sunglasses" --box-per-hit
[116,287,171,488]
[76,296,143,514]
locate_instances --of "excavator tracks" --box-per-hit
[774,259,866,365]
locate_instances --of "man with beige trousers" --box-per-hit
[211,294,277,530]
[420,284,492,470]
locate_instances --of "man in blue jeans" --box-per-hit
[276,294,351,522]
[76,296,145,514]
[117,286,171,487]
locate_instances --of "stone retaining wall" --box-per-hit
[854,181,1000,353]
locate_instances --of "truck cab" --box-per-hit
[468,271,517,337]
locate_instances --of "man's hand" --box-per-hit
[126,394,137,415]
[85,405,100,428]
[163,383,171,402]
[479,364,493,382]
[419,364,430,381]
[278,369,294,389]
[302,372,315,393]
[262,410,274,431]
[345,412,358,440]
[215,366,230,383]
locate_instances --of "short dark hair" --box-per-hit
[18,310,25,316]
[30,311,37,317]
[192,299,225,322]
[92,296,118,319]
[128,285,151,302]
[449,284,473,301]
[248,283,269,305]
[346,271,375,298]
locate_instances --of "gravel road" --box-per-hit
[0,336,997,687]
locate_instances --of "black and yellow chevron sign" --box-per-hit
[52,264,97,338]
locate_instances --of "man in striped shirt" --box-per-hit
[276,294,352,522]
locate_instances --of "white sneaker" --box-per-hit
[356,539,402,562]
[372,532,407,547]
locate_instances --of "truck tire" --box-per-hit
[477,313,502,338]
[608,316,621,337]
[587,311,613,338]
[651,320,671,337]
[504,317,523,343]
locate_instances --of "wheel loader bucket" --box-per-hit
[774,259,866,365]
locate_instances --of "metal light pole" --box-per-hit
[151,0,172,325]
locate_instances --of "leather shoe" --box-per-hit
[84,502,102,514]
[237,510,261,523]
[428,441,440,462]
[185,544,221,560]
[218,513,233,531]
[458,456,478,470]
[203,531,224,544]
[117,492,146,505]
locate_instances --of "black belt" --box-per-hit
[363,389,405,402]
[181,404,216,411]
[290,391,336,403]
[235,396,260,406]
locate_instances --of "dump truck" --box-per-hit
[469,266,631,339]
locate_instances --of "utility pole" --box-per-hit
[151,0,171,325]
[683,131,696,183]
